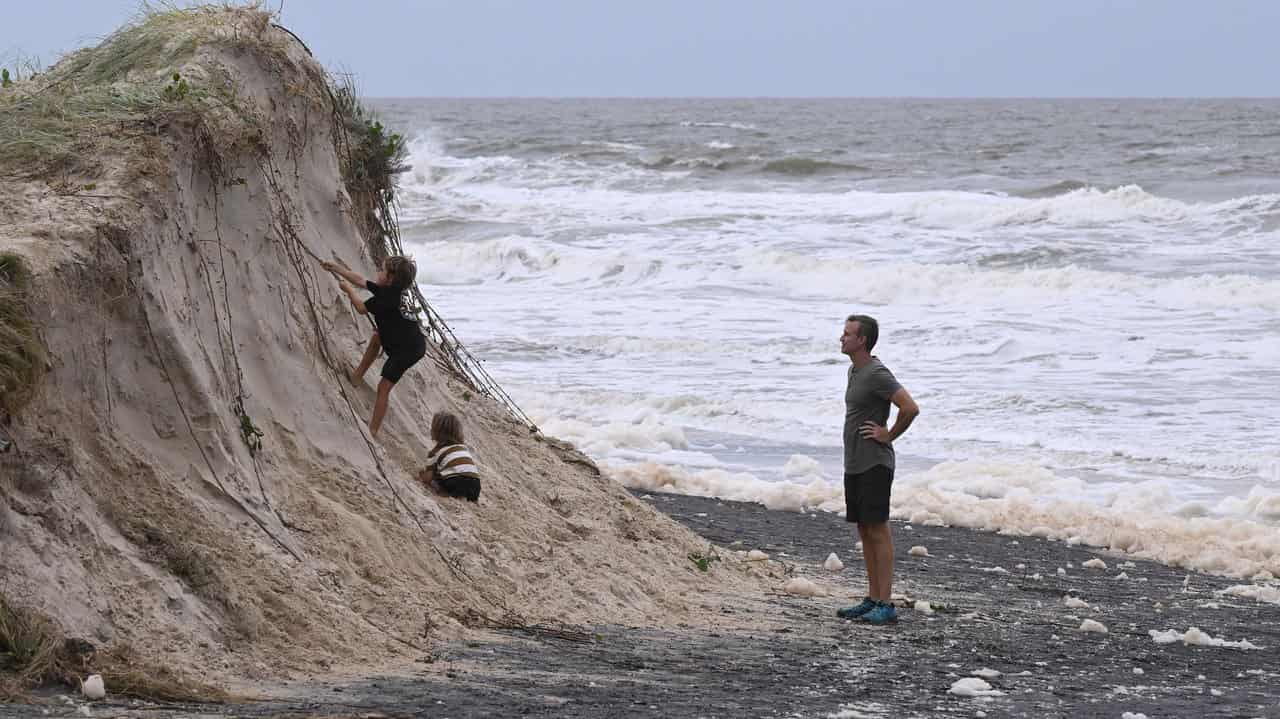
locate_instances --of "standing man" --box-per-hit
[836,314,919,625]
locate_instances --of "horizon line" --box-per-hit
[364,95,1280,101]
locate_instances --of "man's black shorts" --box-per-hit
[844,465,893,524]
[380,336,427,384]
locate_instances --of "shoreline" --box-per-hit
[6,490,1278,718]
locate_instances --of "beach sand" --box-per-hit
[10,490,1276,718]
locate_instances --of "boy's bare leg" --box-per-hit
[369,378,394,436]
[352,332,381,385]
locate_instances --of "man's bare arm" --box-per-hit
[886,387,919,442]
[860,387,920,444]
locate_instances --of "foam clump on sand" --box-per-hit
[1220,584,1280,605]
[1063,596,1089,609]
[1082,558,1107,570]
[1078,619,1108,633]
[948,677,1004,697]
[1148,627,1263,650]
[908,545,930,557]
[825,707,881,719]
[746,549,770,561]
[783,577,828,597]
[824,552,844,571]
[81,675,105,700]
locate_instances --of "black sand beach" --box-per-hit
[6,491,1279,719]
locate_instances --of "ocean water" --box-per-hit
[375,99,1280,577]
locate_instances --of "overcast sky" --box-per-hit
[3,1,1277,97]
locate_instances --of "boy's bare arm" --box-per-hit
[321,260,367,287]
[340,280,368,314]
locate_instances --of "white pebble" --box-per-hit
[824,553,844,572]
[1063,596,1089,609]
[746,549,769,561]
[908,545,930,557]
[81,675,105,700]
[1082,558,1107,570]
[1079,619,1108,633]
[1132,667,1144,675]
[971,668,1001,679]
[1210,688,1223,697]
[914,600,934,615]
[1057,567,1067,575]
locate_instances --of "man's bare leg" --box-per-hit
[863,521,895,602]
[857,522,878,598]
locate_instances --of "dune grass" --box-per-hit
[0,253,45,418]
[0,595,62,698]
[0,4,267,176]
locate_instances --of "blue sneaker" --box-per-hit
[837,597,877,619]
[859,601,898,625]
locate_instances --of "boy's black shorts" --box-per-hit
[381,337,427,384]
[434,475,481,502]
[844,465,893,525]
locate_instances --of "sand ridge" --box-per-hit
[0,8,759,688]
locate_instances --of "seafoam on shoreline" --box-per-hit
[611,453,1280,581]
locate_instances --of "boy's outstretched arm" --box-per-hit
[339,279,369,314]
[321,260,367,287]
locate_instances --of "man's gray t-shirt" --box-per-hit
[843,358,903,475]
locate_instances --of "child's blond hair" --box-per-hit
[384,255,417,291]
[430,412,464,446]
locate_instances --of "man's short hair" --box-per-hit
[845,314,880,351]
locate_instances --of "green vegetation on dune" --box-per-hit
[0,253,45,418]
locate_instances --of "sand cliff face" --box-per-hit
[0,9,741,682]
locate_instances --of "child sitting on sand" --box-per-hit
[417,412,481,502]
[321,255,426,437]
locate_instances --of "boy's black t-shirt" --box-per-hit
[364,281,423,355]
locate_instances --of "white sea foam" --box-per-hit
[1219,584,1280,605]
[1148,627,1263,650]
[606,457,1280,578]
[396,113,1280,590]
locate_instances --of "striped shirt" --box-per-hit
[427,443,480,479]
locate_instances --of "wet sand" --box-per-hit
[8,491,1279,718]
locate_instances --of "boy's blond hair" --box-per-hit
[384,255,417,291]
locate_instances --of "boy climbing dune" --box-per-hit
[321,255,426,437]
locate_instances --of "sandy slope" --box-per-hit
[0,10,754,686]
